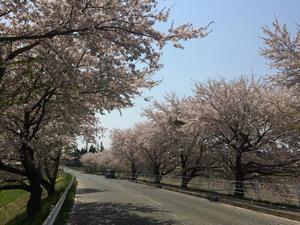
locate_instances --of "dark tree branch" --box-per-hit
[5,41,40,61]
[41,178,50,190]
[0,160,27,176]
[0,184,30,191]
[0,10,11,17]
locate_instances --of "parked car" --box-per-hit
[105,169,115,179]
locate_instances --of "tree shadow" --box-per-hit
[76,188,106,194]
[68,202,177,225]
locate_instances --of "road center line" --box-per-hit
[138,194,162,206]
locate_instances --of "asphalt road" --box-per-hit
[66,168,299,225]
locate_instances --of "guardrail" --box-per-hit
[42,176,75,225]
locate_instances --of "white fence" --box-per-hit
[42,176,75,225]
[122,173,300,206]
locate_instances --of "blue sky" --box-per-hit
[95,0,300,149]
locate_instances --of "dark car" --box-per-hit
[105,169,115,179]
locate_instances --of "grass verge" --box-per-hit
[3,172,73,225]
[0,194,29,225]
[0,190,27,208]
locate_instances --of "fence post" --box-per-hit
[223,180,226,194]
[255,182,260,200]
[297,184,300,206]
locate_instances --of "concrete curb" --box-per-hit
[130,179,300,222]
[163,186,300,222]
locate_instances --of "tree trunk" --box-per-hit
[153,166,161,184]
[131,162,137,180]
[46,156,60,196]
[49,163,59,196]
[154,176,161,184]
[181,170,192,189]
[234,154,245,197]
[27,176,42,218]
[47,177,56,196]
[19,144,43,218]
[0,65,5,84]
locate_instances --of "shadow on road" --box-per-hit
[76,188,106,194]
[68,202,177,225]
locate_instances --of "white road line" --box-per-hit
[159,188,208,201]
[138,194,163,206]
[158,189,299,223]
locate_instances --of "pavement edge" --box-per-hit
[129,179,300,222]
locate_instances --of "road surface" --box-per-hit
[66,168,299,225]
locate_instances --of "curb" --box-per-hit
[130,179,300,222]
[163,186,300,222]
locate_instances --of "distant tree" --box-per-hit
[143,94,219,188]
[80,151,119,173]
[136,122,178,184]
[111,127,143,179]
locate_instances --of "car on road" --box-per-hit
[104,169,115,179]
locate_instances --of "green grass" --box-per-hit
[0,194,29,225]
[55,172,72,191]
[0,190,27,208]
[1,172,73,225]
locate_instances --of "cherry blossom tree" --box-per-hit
[261,19,300,140]
[0,76,59,216]
[191,76,300,197]
[37,115,99,195]
[0,53,103,216]
[0,0,207,217]
[261,19,300,92]
[80,152,99,173]
[135,121,178,184]
[143,94,219,188]
[0,86,99,217]
[111,127,143,179]
[0,0,209,106]
[80,150,119,173]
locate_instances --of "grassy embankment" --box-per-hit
[0,172,76,225]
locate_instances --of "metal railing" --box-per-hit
[120,173,300,207]
[42,176,75,225]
